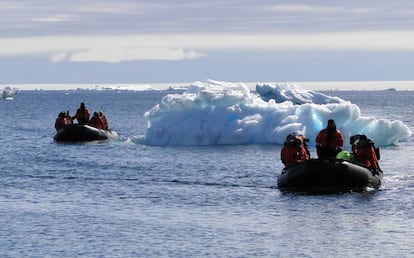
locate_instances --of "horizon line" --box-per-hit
[2,80,414,91]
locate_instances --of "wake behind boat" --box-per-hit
[54,124,117,142]
[277,158,383,193]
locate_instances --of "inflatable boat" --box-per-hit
[54,124,117,142]
[277,158,383,193]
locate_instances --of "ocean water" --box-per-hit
[1,89,414,257]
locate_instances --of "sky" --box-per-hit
[2,0,414,87]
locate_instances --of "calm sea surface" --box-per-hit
[1,89,413,257]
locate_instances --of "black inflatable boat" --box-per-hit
[277,158,383,193]
[54,124,117,142]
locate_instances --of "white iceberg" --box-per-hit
[143,80,412,146]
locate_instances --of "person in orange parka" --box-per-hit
[354,135,380,172]
[281,133,310,168]
[315,119,344,159]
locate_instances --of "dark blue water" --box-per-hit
[1,90,413,257]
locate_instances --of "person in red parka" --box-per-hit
[89,112,104,129]
[315,119,344,159]
[99,111,108,130]
[354,135,380,172]
[72,102,90,124]
[281,133,310,168]
[54,112,66,131]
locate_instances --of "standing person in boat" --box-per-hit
[72,102,90,124]
[281,133,310,168]
[353,135,380,172]
[315,119,344,159]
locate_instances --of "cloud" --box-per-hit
[265,4,371,14]
[76,2,164,15]
[68,47,206,62]
[2,1,414,37]
[31,14,73,23]
[0,35,208,62]
[1,31,414,63]
[51,52,69,62]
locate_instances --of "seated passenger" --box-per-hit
[54,112,66,131]
[349,134,363,154]
[64,111,73,125]
[281,133,310,168]
[354,135,380,172]
[89,112,104,129]
[99,111,108,130]
[296,134,310,158]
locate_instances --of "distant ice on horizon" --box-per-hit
[92,84,155,91]
[7,80,414,91]
[1,86,18,100]
[142,80,412,147]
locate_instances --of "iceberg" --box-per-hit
[256,83,343,104]
[143,80,412,147]
[1,86,18,100]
